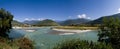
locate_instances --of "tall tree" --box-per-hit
[98,17,120,49]
[0,8,13,38]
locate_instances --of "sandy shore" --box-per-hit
[13,27,93,35]
[48,29,92,35]
[13,27,42,29]
[25,30,36,32]
[52,29,92,33]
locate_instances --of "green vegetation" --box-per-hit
[12,20,24,27]
[32,19,59,26]
[88,13,120,24]
[0,8,34,49]
[54,26,98,30]
[13,19,59,27]
[98,17,120,49]
[59,18,91,26]
[68,24,100,27]
[0,37,34,49]
[0,8,13,38]
[53,17,120,49]
[53,39,113,49]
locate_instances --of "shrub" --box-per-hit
[53,39,113,49]
[98,17,120,49]
[17,38,34,49]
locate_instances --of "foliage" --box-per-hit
[88,13,120,24]
[98,17,120,49]
[69,24,100,27]
[16,38,34,49]
[12,20,24,27]
[0,8,34,49]
[0,8,13,38]
[53,39,113,49]
[0,37,34,49]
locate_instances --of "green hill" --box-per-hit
[12,20,24,26]
[87,13,120,24]
[59,18,91,26]
[33,19,59,26]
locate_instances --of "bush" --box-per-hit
[53,39,113,49]
[98,17,120,49]
[17,38,34,49]
[0,8,13,38]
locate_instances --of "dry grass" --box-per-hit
[0,37,34,49]
[54,26,98,30]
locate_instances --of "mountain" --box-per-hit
[12,20,24,26]
[23,20,39,25]
[23,19,59,26]
[88,13,120,24]
[36,19,59,26]
[59,18,91,25]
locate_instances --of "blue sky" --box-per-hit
[0,0,120,22]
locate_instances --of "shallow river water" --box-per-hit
[9,27,98,49]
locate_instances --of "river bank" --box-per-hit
[53,26,98,30]
[48,28,94,35]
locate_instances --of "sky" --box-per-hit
[0,0,120,22]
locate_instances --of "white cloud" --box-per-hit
[24,18,35,21]
[31,18,35,20]
[87,17,91,19]
[77,14,90,19]
[13,18,20,22]
[68,16,72,18]
[118,8,120,13]
[24,18,30,20]
[38,18,45,21]
[78,14,86,18]
[24,18,49,21]
[13,18,17,20]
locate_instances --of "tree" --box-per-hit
[98,17,120,49]
[0,8,13,38]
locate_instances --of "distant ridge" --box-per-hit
[59,18,91,25]
[23,19,59,26]
[87,13,120,24]
[23,20,40,25]
[21,13,120,26]
[12,20,24,26]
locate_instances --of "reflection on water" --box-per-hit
[10,27,98,49]
[8,29,26,39]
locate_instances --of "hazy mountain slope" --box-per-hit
[88,13,120,24]
[23,19,59,26]
[23,20,40,25]
[59,18,91,25]
[12,20,24,26]
[36,19,59,26]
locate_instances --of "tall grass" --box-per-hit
[53,39,113,49]
[0,37,34,49]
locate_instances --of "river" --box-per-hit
[9,27,98,49]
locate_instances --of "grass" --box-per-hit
[53,39,113,49]
[0,37,34,49]
[54,26,98,30]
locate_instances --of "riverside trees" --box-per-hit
[0,8,13,38]
[53,39,113,49]
[0,8,34,49]
[98,17,120,49]
[53,17,120,49]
